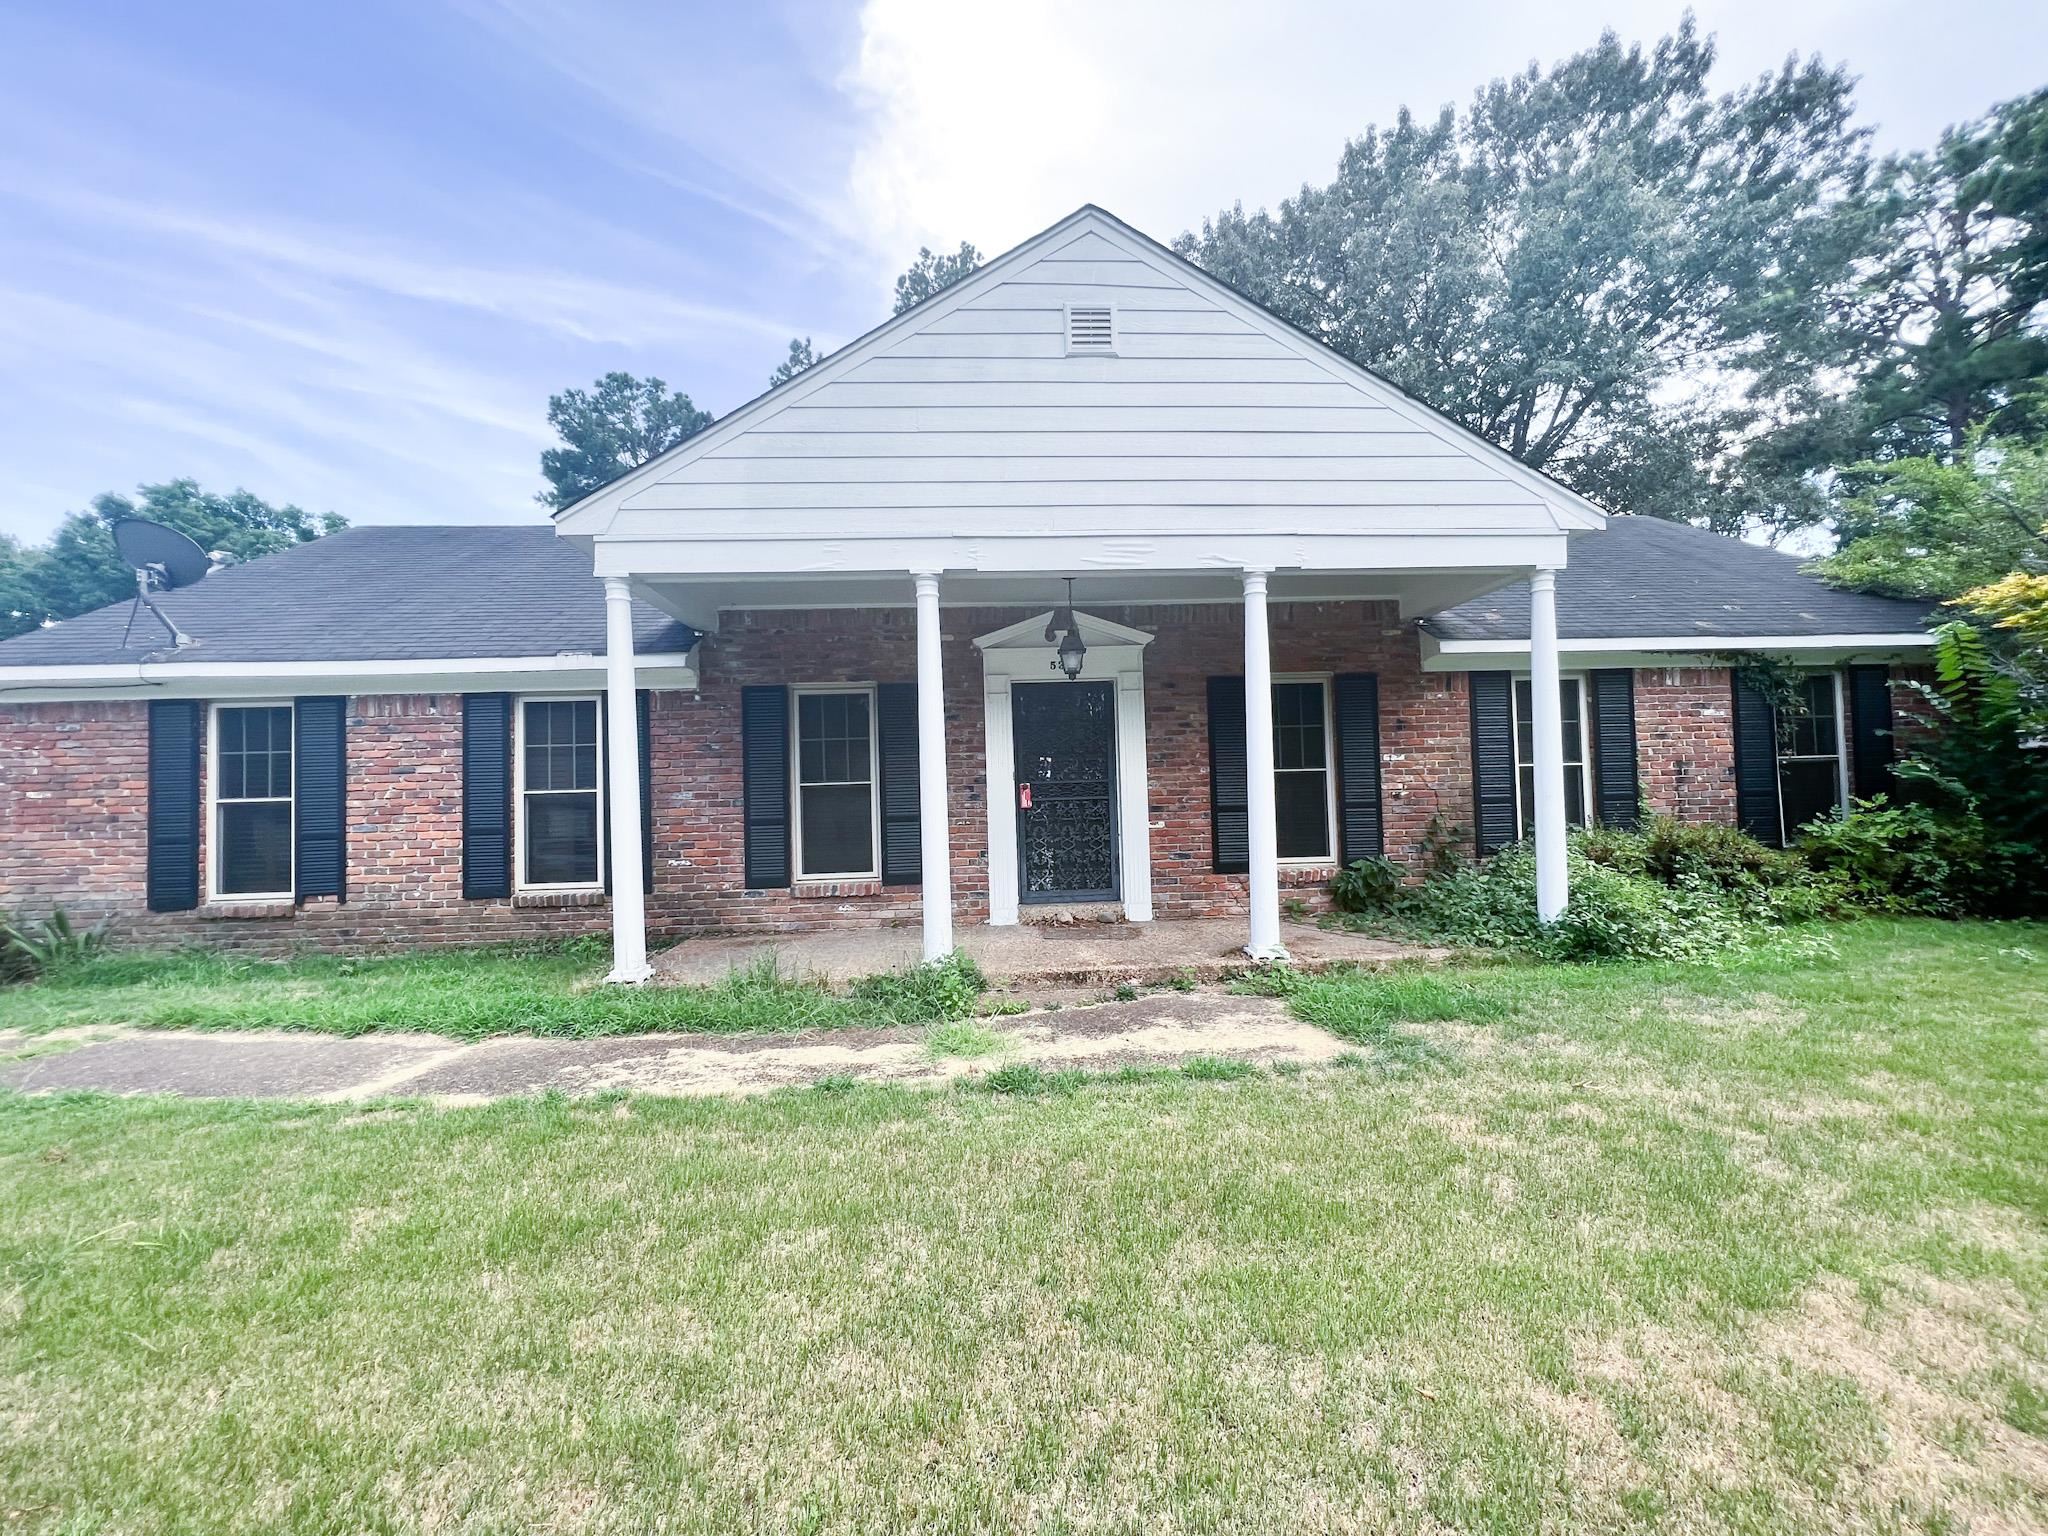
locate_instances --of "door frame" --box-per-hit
[975,610,1153,926]
[1011,679,1121,905]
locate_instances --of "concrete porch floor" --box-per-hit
[652,917,1439,990]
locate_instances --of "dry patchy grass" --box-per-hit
[0,919,2043,1532]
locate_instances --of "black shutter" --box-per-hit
[462,693,513,899]
[1847,665,1895,802]
[876,682,921,885]
[742,685,792,888]
[1469,671,1518,854]
[1331,673,1384,863]
[601,695,615,897]
[294,696,346,902]
[1588,669,1640,830]
[146,699,202,912]
[1731,676,1784,846]
[1206,676,1249,874]
[638,690,654,894]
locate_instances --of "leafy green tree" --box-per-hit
[1830,89,2048,461]
[769,337,819,388]
[892,242,981,315]
[1810,439,2048,600]
[1175,21,1874,533]
[537,373,712,510]
[0,535,40,638]
[1,481,344,639]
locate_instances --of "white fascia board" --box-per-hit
[1420,631,1934,672]
[592,531,1574,579]
[552,208,1112,537]
[0,651,700,703]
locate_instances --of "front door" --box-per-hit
[1012,681,1118,904]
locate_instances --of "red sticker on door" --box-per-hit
[1019,783,1033,810]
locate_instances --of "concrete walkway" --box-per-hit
[0,993,1352,1103]
[656,916,1433,988]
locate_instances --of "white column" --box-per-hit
[1529,565,1570,923]
[1242,568,1285,959]
[602,575,652,983]
[913,571,954,960]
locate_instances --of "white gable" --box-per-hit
[559,207,1601,563]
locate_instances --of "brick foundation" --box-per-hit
[0,608,1756,952]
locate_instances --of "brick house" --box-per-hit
[0,207,1932,974]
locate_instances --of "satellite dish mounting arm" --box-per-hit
[121,565,198,650]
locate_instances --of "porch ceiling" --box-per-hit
[619,566,1539,632]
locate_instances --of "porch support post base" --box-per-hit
[1241,567,1283,958]
[1529,565,1570,923]
[914,570,954,961]
[601,575,652,985]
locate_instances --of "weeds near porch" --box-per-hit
[849,951,985,1023]
[0,941,990,1041]
[925,1018,1008,1060]
[1240,964,1501,1065]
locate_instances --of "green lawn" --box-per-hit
[2,920,2045,1533]
[0,941,982,1039]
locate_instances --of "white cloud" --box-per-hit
[840,0,2048,295]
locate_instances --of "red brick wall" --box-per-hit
[1634,666,1739,823]
[0,621,1757,952]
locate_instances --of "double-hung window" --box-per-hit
[794,688,878,880]
[212,703,294,899]
[519,697,603,890]
[1776,672,1848,835]
[1511,678,1590,841]
[1271,679,1335,863]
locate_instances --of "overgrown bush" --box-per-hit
[1864,621,2048,917]
[1797,798,2032,916]
[1329,856,1403,913]
[0,908,108,985]
[1345,816,1854,963]
[1396,844,1752,962]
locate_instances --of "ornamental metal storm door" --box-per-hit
[1011,681,1118,903]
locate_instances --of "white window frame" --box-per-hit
[513,693,606,894]
[1272,673,1339,868]
[1775,669,1852,833]
[1510,673,1592,842]
[791,684,881,883]
[207,699,296,903]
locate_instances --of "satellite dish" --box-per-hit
[113,519,211,590]
[112,518,209,650]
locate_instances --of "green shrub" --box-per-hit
[1579,815,1808,894]
[1796,798,2031,916]
[1391,844,1755,963]
[0,908,108,985]
[1329,856,1403,913]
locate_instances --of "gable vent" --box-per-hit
[1065,304,1115,354]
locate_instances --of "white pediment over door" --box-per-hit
[973,610,1155,653]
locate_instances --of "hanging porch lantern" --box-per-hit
[1048,577,1086,679]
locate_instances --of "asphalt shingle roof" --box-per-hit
[0,526,696,667]
[1423,516,1934,643]
[0,517,1930,671]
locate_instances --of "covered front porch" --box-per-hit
[588,557,1583,983]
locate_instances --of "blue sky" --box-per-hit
[2,0,2043,542]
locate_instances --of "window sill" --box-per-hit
[1277,865,1337,888]
[791,879,885,900]
[198,900,296,921]
[513,889,607,910]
